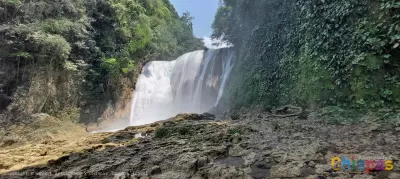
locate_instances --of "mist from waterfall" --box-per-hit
[130,48,235,126]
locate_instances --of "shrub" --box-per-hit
[154,127,170,138]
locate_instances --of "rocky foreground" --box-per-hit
[1,112,400,179]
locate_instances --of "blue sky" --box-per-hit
[170,0,219,38]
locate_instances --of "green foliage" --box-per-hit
[3,0,22,5]
[9,52,32,59]
[127,138,140,145]
[227,128,243,135]
[319,106,366,125]
[64,60,79,72]
[177,126,192,136]
[29,32,72,63]
[213,0,400,110]
[0,0,203,123]
[154,127,170,138]
[154,125,193,138]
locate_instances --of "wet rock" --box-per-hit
[150,165,162,175]
[298,110,310,120]
[202,113,216,119]
[215,157,245,167]
[0,94,11,111]
[250,161,271,179]
[231,113,240,120]
[300,167,316,177]
[197,156,208,168]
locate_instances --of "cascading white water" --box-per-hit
[129,61,177,126]
[130,48,235,126]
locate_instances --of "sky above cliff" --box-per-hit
[170,0,219,37]
[170,0,228,48]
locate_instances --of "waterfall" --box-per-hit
[129,61,177,126]
[130,48,235,126]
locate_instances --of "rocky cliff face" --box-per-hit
[0,0,202,127]
[1,113,399,179]
[0,59,81,125]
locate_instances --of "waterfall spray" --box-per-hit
[130,48,235,126]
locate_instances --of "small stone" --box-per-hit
[243,152,257,165]
[177,139,186,145]
[229,145,246,157]
[202,112,216,119]
[315,164,330,174]
[308,161,316,168]
[231,114,240,120]
[39,150,47,156]
[232,133,242,144]
[395,127,400,132]
[197,156,208,168]
[112,172,127,179]
[150,165,162,175]
[305,175,319,179]
[1,139,15,147]
[300,167,316,177]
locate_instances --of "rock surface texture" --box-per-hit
[0,113,399,179]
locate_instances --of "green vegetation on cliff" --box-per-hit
[213,0,400,110]
[0,0,203,124]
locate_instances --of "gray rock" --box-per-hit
[315,164,330,174]
[232,133,242,144]
[229,145,247,157]
[243,152,257,165]
[389,173,400,179]
[176,152,198,172]
[270,162,303,178]
[197,156,208,168]
[202,112,216,119]
[352,174,374,179]
[150,165,162,175]
[112,172,128,179]
[307,161,316,168]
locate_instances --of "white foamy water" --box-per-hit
[130,61,176,126]
[129,48,235,126]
